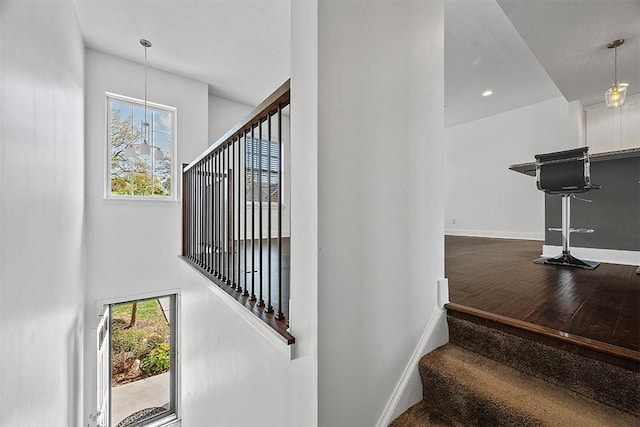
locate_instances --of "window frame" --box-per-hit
[244,135,285,207]
[105,92,178,202]
[96,291,181,427]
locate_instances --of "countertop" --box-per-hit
[509,147,640,176]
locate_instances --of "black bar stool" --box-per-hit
[534,147,600,269]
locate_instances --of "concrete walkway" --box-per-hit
[112,372,169,426]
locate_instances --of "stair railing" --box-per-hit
[181,80,292,344]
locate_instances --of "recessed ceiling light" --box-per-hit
[482,90,494,97]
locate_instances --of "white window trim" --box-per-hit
[105,92,178,202]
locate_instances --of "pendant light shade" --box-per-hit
[605,84,627,108]
[125,145,137,158]
[140,140,151,156]
[605,39,628,108]
[154,147,164,161]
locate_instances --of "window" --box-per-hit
[245,136,281,203]
[107,93,176,199]
[96,294,179,427]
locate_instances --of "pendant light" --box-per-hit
[605,39,627,108]
[124,39,165,161]
[140,38,152,154]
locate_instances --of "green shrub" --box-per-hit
[146,333,166,350]
[141,343,170,375]
[112,328,149,358]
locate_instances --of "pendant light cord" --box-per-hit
[614,46,618,85]
[144,44,148,133]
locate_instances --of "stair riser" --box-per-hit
[448,315,640,416]
[419,364,540,427]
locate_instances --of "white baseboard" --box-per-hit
[445,229,544,241]
[542,245,640,266]
[376,306,448,427]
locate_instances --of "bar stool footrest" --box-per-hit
[547,227,594,234]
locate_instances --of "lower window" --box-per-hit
[96,294,178,427]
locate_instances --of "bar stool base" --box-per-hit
[534,253,600,270]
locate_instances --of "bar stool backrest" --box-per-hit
[534,147,593,195]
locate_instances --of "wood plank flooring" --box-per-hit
[445,236,640,352]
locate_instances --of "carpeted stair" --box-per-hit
[390,314,640,427]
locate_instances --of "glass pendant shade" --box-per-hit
[154,147,164,161]
[139,140,151,156]
[605,84,627,108]
[125,145,137,158]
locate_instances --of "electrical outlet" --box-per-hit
[452,218,456,224]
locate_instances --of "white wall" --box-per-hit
[0,1,86,425]
[84,49,316,427]
[567,99,586,147]
[586,94,640,153]
[445,96,572,240]
[208,94,254,144]
[315,1,446,425]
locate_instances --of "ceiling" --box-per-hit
[73,0,640,127]
[497,0,640,108]
[445,0,640,127]
[73,0,290,106]
[444,0,562,127]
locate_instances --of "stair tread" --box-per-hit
[420,344,638,427]
[448,314,640,415]
[389,401,461,427]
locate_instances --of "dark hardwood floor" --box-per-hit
[446,236,640,353]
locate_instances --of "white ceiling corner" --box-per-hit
[444,0,562,127]
[497,0,640,108]
[73,0,291,107]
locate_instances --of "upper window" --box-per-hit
[245,136,281,203]
[107,93,177,200]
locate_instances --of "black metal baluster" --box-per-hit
[198,162,203,267]
[276,106,284,320]
[202,156,213,272]
[194,165,198,263]
[190,168,194,260]
[214,150,218,278]
[224,143,230,284]
[195,163,199,265]
[258,120,265,307]
[219,150,224,278]
[250,126,256,302]
[209,155,214,272]
[230,140,235,288]
[202,161,206,268]
[266,113,273,313]
[217,150,222,278]
[185,168,190,259]
[237,135,243,293]
[242,133,249,297]
[211,153,215,275]
[219,149,223,280]
[203,157,208,271]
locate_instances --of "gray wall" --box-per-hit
[545,156,640,251]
